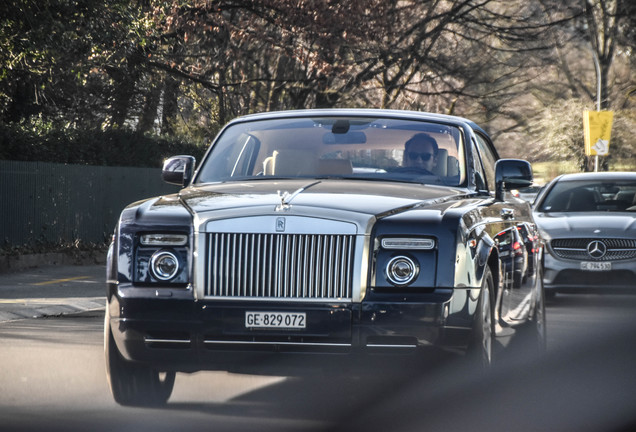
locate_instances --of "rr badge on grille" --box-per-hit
[276,217,286,232]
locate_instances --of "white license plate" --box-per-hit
[581,261,612,271]
[245,312,306,329]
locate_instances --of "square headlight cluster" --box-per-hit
[135,233,189,284]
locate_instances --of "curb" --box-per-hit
[0,297,106,323]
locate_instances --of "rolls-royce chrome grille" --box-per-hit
[204,233,355,300]
[551,238,636,261]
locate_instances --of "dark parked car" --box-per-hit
[105,109,545,406]
[495,226,528,289]
[512,185,543,204]
[517,221,539,273]
[533,171,636,298]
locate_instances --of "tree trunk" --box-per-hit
[161,76,179,135]
[138,74,162,134]
[109,52,142,129]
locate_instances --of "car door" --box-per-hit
[473,133,537,325]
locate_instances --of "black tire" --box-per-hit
[506,269,547,360]
[468,267,495,368]
[105,314,175,407]
[527,271,547,355]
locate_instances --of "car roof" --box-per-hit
[225,108,488,136]
[555,172,636,182]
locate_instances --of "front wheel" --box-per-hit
[104,314,175,407]
[468,267,495,368]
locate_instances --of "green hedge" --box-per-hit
[0,122,207,168]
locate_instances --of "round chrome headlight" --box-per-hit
[150,251,180,281]
[385,255,419,286]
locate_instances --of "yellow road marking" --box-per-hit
[0,297,104,304]
[0,298,59,304]
[33,276,91,286]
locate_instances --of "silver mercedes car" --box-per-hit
[533,172,636,298]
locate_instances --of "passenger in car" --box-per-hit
[567,188,597,211]
[403,133,438,174]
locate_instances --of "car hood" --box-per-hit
[534,212,636,239]
[177,179,470,219]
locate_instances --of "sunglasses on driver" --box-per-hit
[407,151,434,161]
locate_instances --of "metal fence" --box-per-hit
[0,160,180,248]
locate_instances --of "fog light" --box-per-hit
[386,255,419,286]
[150,251,179,281]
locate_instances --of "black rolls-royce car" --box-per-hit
[105,109,545,406]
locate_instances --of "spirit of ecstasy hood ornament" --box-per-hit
[276,181,321,212]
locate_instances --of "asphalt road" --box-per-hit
[1,265,636,431]
[0,264,104,322]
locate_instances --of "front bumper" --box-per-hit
[543,252,636,293]
[108,284,478,372]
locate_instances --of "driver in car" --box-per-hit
[403,133,438,174]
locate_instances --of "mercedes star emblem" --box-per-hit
[587,240,607,259]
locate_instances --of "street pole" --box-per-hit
[592,50,601,172]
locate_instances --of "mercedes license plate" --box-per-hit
[245,312,306,329]
[580,261,611,271]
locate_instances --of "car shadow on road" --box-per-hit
[546,293,636,308]
[160,355,459,427]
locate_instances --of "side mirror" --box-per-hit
[494,159,533,201]
[162,155,196,186]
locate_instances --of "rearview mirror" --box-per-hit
[322,131,367,144]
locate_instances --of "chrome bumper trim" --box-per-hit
[203,340,352,347]
[144,338,191,344]
[365,343,417,349]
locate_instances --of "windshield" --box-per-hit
[538,179,636,212]
[195,116,466,186]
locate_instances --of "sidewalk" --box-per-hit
[0,263,106,323]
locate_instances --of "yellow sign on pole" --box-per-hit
[583,110,613,156]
